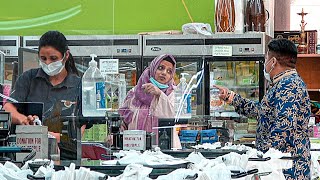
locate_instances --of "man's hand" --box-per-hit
[213,85,230,101]
[142,83,161,96]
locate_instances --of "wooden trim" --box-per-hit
[308,89,320,92]
[298,54,320,58]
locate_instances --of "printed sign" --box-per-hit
[99,59,119,76]
[16,126,48,161]
[123,130,146,151]
[212,45,233,56]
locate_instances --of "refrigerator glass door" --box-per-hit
[75,56,140,110]
[209,60,260,117]
[75,56,140,91]
[143,57,204,116]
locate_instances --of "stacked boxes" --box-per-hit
[200,129,218,144]
[179,129,219,147]
[82,124,107,142]
[179,130,199,148]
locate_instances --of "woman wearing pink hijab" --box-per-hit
[119,54,176,132]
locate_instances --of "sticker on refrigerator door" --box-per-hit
[96,82,106,109]
[212,45,232,56]
[99,59,119,76]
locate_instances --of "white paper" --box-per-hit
[212,46,233,56]
[99,59,119,76]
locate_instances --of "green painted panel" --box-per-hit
[0,0,214,35]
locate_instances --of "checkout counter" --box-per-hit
[0,102,254,179]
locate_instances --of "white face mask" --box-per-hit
[263,58,275,82]
[39,57,65,76]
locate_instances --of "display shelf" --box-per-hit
[228,85,259,89]
[210,85,259,90]
[298,54,320,58]
[296,54,320,101]
[308,89,320,92]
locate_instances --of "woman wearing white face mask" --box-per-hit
[4,31,87,137]
[214,39,311,179]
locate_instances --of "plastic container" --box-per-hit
[200,129,218,144]
[82,54,106,117]
[118,74,127,107]
[210,88,224,112]
[159,130,170,150]
[175,73,191,117]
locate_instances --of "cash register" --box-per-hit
[0,103,39,163]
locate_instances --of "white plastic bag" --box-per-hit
[182,23,213,36]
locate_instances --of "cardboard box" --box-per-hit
[16,125,48,161]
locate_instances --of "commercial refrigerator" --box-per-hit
[0,36,20,86]
[142,35,209,147]
[203,33,270,142]
[142,35,208,117]
[23,35,142,91]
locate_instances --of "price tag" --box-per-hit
[99,59,119,76]
[212,45,233,56]
[309,117,316,126]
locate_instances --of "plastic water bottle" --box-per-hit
[175,73,191,117]
[82,54,106,117]
[118,74,127,107]
[159,130,170,150]
[111,75,119,109]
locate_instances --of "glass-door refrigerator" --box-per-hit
[203,33,270,144]
[142,35,207,117]
[142,35,207,147]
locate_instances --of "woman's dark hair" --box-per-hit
[163,57,175,66]
[38,30,79,76]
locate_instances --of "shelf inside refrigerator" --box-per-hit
[210,111,240,118]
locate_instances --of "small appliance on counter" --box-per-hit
[106,112,123,150]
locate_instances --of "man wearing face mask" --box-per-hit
[4,31,83,133]
[214,39,311,179]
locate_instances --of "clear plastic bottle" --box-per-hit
[82,54,106,117]
[118,74,127,107]
[105,74,113,109]
[210,88,223,112]
[175,73,191,117]
[111,75,119,109]
[159,130,170,150]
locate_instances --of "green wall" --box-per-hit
[0,0,215,35]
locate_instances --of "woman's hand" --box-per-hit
[19,115,38,125]
[142,83,161,96]
[49,132,61,143]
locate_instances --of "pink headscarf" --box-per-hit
[119,54,176,131]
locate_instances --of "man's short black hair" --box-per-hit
[267,38,298,68]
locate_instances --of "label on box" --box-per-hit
[16,125,48,161]
[123,130,146,151]
[96,82,106,109]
